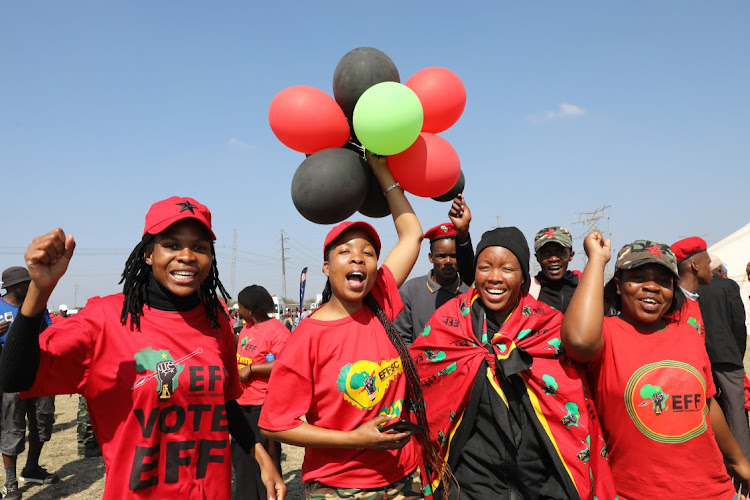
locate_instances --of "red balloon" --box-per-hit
[388,133,461,198]
[269,85,350,154]
[406,67,466,133]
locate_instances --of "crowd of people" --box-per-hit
[0,153,749,499]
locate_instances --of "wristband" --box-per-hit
[382,182,401,196]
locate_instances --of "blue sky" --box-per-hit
[2,2,748,308]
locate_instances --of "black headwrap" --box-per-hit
[474,227,531,290]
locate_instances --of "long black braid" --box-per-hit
[119,235,230,331]
[321,277,453,496]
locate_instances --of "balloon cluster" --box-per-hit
[269,47,466,224]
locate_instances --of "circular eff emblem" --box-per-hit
[337,358,403,410]
[624,360,708,443]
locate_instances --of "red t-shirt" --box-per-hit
[259,266,419,488]
[236,318,290,406]
[587,316,733,499]
[21,294,242,500]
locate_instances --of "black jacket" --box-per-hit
[697,276,747,369]
[535,271,579,313]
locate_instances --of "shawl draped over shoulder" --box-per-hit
[410,286,616,499]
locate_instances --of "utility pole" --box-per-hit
[230,229,237,296]
[280,229,290,299]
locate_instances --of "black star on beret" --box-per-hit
[176,200,197,214]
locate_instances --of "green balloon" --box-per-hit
[353,82,424,156]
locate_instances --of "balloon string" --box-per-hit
[348,141,365,156]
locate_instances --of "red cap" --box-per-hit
[323,221,381,258]
[143,196,216,240]
[424,223,457,242]
[670,236,707,263]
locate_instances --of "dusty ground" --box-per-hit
[10,394,305,499]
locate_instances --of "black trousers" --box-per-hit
[231,404,282,500]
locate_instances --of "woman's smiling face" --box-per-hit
[616,263,675,327]
[475,246,524,319]
[144,219,213,297]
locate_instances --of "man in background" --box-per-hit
[0,267,59,499]
[671,237,713,339]
[698,254,750,460]
[529,226,579,312]
[395,223,469,346]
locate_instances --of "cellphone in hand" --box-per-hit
[380,420,424,434]
[3,312,13,322]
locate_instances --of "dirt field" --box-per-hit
[11,394,305,499]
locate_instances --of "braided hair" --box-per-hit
[321,257,453,496]
[119,234,230,331]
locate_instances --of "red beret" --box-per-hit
[424,223,457,243]
[670,236,707,263]
[143,196,216,240]
[323,221,381,258]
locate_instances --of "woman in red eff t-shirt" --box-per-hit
[260,153,449,499]
[0,196,285,500]
[561,232,750,499]
[233,284,289,499]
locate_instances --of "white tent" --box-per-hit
[707,222,750,330]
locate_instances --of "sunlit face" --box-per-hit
[474,247,524,321]
[144,219,213,297]
[429,238,458,285]
[616,264,674,328]
[536,242,574,281]
[323,229,378,304]
[694,251,713,286]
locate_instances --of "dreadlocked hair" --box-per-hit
[119,235,230,331]
[119,235,154,330]
[320,278,454,497]
[199,243,231,329]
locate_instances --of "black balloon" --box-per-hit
[333,47,400,120]
[358,167,391,218]
[432,170,465,202]
[291,148,369,224]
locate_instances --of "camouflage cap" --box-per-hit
[615,240,679,277]
[534,227,573,252]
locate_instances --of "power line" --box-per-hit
[214,250,276,265]
[290,238,320,262]
[0,248,132,256]
[233,247,278,260]
[571,204,613,277]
